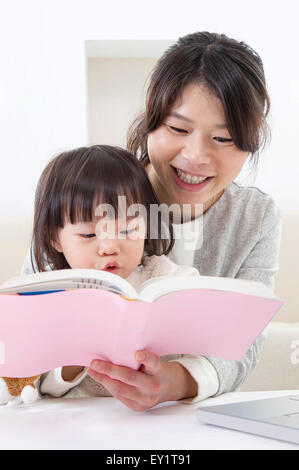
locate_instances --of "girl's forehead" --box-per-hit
[66,214,144,229]
[93,190,142,206]
[63,183,148,224]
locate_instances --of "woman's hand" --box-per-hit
[87,350,197,412]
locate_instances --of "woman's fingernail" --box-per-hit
[136,352,145,361]
[91,360,101,371]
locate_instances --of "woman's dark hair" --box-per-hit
[32,145,174,272]
[127,31,270,167]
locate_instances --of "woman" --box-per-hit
[22,32,282,411]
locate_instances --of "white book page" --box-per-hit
[138,275,278,302]
[0,268,137,299]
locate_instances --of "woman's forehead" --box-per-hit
[170,83,225,120]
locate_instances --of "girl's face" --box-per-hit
[147,83,249,215]
[52,216,146,279]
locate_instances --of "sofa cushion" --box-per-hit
[0,215,32,284]
[274,211,299,323]
[241,322,299,391]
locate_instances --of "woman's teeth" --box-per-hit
[176,168,209,184]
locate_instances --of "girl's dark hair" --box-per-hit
[32,145,174,272]
[127,31,270,166]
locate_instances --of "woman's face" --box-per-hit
[147,83,249,215]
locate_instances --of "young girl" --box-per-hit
[25,144,200,408]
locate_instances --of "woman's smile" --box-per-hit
[170,164,215,192]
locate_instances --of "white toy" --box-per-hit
[0,376,41,406]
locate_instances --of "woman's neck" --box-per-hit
[202,190,224,215]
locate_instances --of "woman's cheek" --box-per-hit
[220,150,248,181]
[147,128,170,164]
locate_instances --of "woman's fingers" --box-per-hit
[87,368,136,398]
[135,350,161,376]
[89,350,161,387]
[88,359,148,388]
[87,367,156,409]
[87,351,165,410]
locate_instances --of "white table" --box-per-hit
[0,390,298,450]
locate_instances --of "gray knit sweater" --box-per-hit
[169,182,282,396]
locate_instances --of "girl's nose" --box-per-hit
[97,240,120,256]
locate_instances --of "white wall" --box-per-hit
[88,58,157,147]
[1,0,299,221]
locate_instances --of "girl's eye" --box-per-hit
[80,233,96,238]
[119,227,137,235]
[214,137,233,143]
[168,125,188,134]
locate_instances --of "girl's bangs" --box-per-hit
[63,180,145,225]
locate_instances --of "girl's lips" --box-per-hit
[102,262,120,274]
[104,267,119,274]
[170,165,214,192]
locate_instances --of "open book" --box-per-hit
[0,269,283,377]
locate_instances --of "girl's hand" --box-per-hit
[87,350,197,412]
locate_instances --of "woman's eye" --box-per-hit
[214,137,233,143]
[80,233,96,238]
[168,125,188,134]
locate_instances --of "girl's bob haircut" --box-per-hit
[32,145,174,272]
[127,31,270,166]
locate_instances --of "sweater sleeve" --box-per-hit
[167,355,219,403]
[39,367,88,397]
[202,198,283,396]
[167,198,282,402]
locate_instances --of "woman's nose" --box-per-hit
[183,133,211,165]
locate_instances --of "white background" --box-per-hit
[0,0,299,218]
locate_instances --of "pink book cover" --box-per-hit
[0,288,282,377]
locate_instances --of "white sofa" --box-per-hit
[240,211,299,391]
[0,212,298,391]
